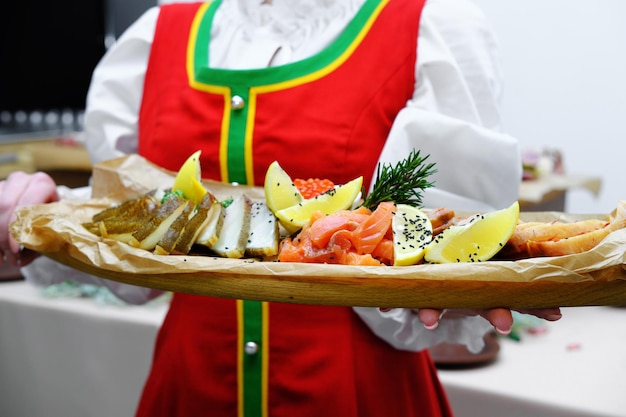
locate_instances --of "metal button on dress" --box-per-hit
[231,95,245,110]
[244,341,258,355]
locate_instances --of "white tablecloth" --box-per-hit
[0,280,167,417]
[1,280,625,417]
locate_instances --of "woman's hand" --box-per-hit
[416,308,562,335]
[0,171,59,268]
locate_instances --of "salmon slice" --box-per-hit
[371,238,394,265]
[277,236,308,263]
[351,202,395,254]
[278,203,462,266]
[345,252,386,266]
[279,227,350,264]
[278,204,395,265]
[308,208,370,249]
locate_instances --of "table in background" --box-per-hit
[0,281,167,417]
[0,135,92,188]
[2,280,625,417]
[439,306,626,417]
[519,174,602,212]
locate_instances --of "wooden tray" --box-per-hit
[10,154,626,309]
[38,247,626,309]
[10,196,626,309]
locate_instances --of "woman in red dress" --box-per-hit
[0,1,561,416]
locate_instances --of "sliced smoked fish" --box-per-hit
[92,191,159,222]
[129,195,189,251]
[500,219,609,259]
[525,202,626,257]
[83,192,161,240]
[426,207,457,236]
[154,202,195,255]
[500,201,626,259]
[210,194,252,259]
[172,192,218,255]
[245,201,280,258]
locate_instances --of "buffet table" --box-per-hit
[1,280,625,417]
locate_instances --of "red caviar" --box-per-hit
[294,178,335,199]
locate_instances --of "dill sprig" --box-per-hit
[362,150,437,209]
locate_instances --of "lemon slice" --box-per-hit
[275,176,364,234]
[187,177,210,205]
[392,204,433,266]
[264,161,303,214]
[424,201,520,263]
[172,150,207,204]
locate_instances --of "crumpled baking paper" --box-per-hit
[10,155,626,309]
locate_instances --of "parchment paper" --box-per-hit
[9,155,626,308]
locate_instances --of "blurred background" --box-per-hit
[474,0,626,214]
[0,0,157,187]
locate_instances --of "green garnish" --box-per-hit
[221,197,234,209]
[161,189,184,203]
[362,149,436,210]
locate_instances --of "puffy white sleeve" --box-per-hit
[355,0,521,352]
[376,0,521,213]
[83,7,159,165]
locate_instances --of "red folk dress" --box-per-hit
[135,1,453,416]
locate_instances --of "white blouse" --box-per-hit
[25,0,519,352]
[85,0,520,212]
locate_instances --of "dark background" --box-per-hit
[0,0,156,135]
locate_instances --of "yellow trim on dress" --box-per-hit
[185,0,388,185]
[187,2,232,181]
[261,302,270,417]
[236,300,270,417]
[236,300,245,417]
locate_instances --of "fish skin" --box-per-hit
[155,202,195,255]
[92,191,159,222]
[129,195,189,250]
[172,192,217,255]
[83,193,161,237]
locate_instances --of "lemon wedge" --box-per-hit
[187,177,209,205]
[392,204,433,266]
[275,176,364,234]
[424,201,520,263]
[264,161,303,214]
[172,150,207,204]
